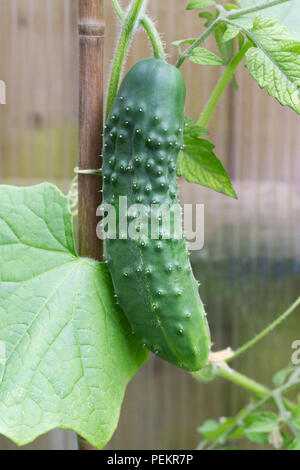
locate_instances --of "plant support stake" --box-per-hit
[78,0,105,449]
[78,0,104,262]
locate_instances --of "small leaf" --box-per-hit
[215,23,234,64]
[197,419,219,436]
[245,431,270,445]
[188,47,225,66]
[172,38,196,47]
[186,0,216,10]
[186,124,209,138]
[228,427,245,440]
[281,432,294,448]
[292,418,300,432]
[221,24,241,43]
[244,412,278,434]
[287,439,300,450]
[238,32,245,49]
[198,418,235,442]
[179,124,237,199]
[224,3,240,11]
[273,365,295,387]
[199,11,215,27]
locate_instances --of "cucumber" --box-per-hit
[102,58,211,371]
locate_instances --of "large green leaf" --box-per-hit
[0,183,148,449]
[239,0,300,40]
[245,16,300,114]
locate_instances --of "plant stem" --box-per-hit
[207,394,271,450]
[273,390,300,439]
[175,18,220,68]
[112,0,166,60]
[227,0,290,20]
[111,0,124,20]
[140,16,166,60]
[106,0,147,119]
[216,365,271,396]
[198,41,252,127]
[228,297,300,363]
[176,0,291,69]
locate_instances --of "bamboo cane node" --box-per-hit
[78,21,105,37]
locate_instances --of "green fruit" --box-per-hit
[102,58,211,371]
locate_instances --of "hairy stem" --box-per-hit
[228,297,300,363]
[140,16,166,60]
[176,0,291,69]
[207,395,270,449]
[111,0,124,20]
[112,0,166,60]
[176,19,220,68]
[227,0,291,20]
[198,41,252,127]
[205,378,300,449]
[106,0,147,119]
[273,390,300,440]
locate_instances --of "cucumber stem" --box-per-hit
[106,0,147,119]
[111,0,166,60]
[140,16,166,61]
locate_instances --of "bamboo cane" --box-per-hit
[78,0,105,450]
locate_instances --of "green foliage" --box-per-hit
[221,23,241,42]
[273,365,295,387]
[186,0,216,10]
[197,365,300,449]
[214,23,234,64]
[179,119,237,199]
[239,0,300,40]
[188,47,225,65]
[199,11,215,26]
[245,16,300,114]
[177,0,300,116]
[0,183,148,449]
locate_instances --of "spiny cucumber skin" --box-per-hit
[102,58,211,371]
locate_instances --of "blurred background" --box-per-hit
[0,0,299,450]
